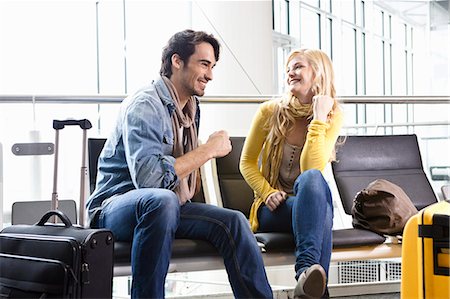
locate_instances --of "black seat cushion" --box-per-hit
[332,228,386,248]
[114,239,219,264]
[255,229,386,252]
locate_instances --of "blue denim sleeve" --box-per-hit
[122,95,179,190]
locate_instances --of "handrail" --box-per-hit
[345,121,450,129]
[344,121,450,135]
[0,95,449,104]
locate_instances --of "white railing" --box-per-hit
[0,95,450,104]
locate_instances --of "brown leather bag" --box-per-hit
[351,179,418,235]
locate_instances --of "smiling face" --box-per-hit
[172,42,216,101]
[286,54,315,104]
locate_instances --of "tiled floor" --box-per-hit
[113,264,402,298]
[339,294,400,299]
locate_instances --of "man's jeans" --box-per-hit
[98,188,273,298]
[257,169,334,280]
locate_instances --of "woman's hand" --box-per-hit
[265,190,287,211]
[312,95,334,122]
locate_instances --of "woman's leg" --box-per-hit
[256,169,333,298]
[292,169,333,279]
[257,197,294,233]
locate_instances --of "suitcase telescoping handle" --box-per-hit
[37,210,73,228]
[53,119,92,130]
[52,119,92,226]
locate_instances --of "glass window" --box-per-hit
[302,0,320,8]
[373,8,384,37]
[358,0,365,28]
[341,25,357,95]
[330,0,340,15]
[391,18,406,48]
[323,18,333,58]
[384,104,393,135]
[392,104,409,134]
[289,0,301,38]
[385,43,393,95]
[391,45,407,95]
[365,103,385,129]
[324,0,332,12]
[300,8,320,48]
[341,0,355,23]
[97,1,126,94]
[409,27,414,48]
[277,47,289,94]
[360,32,366,94]
[0,1,97,94]
[366,38,384,95]
[386,14,392,39]
[273,0,290,34]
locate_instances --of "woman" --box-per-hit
[240,49,343,298]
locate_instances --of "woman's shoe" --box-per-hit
[294,264,326,298]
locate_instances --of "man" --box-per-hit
[86,29,273,298]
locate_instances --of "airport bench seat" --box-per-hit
[12,134,437,278]
[87,138,222,275]
[214,135,437,258]
[87,134,438,275]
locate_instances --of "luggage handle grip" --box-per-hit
[37,210,73,227]
[53,119,92,130]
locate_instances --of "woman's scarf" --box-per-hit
[162,76,199,204]
[262,96,313,192]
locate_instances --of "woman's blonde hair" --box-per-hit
[262,49,340,186]
[266,48,339,142]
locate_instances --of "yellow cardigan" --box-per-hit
[239,100,344,232]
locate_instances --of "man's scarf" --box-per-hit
[162,76,199,204]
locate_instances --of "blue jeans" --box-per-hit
[98,188,272,298]
[257,169,333,280]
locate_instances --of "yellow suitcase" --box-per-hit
[401,200,450,299]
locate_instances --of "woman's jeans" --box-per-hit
[98,188,273,298]
[257,169,333,280]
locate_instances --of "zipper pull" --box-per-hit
[81,263,90,284]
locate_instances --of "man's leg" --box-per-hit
[99,188,180,298]
[176,202,273,298]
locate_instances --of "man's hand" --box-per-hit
[205,130,232,158]
[174,130,231,179]
[312,95,334,122]
[265,190,287,211]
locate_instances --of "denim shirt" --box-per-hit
[86,77,200,222]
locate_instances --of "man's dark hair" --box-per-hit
[160,29,220,78]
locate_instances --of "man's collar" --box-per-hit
[154,76,174,107]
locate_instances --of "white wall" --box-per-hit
[192,0,274,95]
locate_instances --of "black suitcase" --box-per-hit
[0,210,114,298]
[0,119,114,298]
